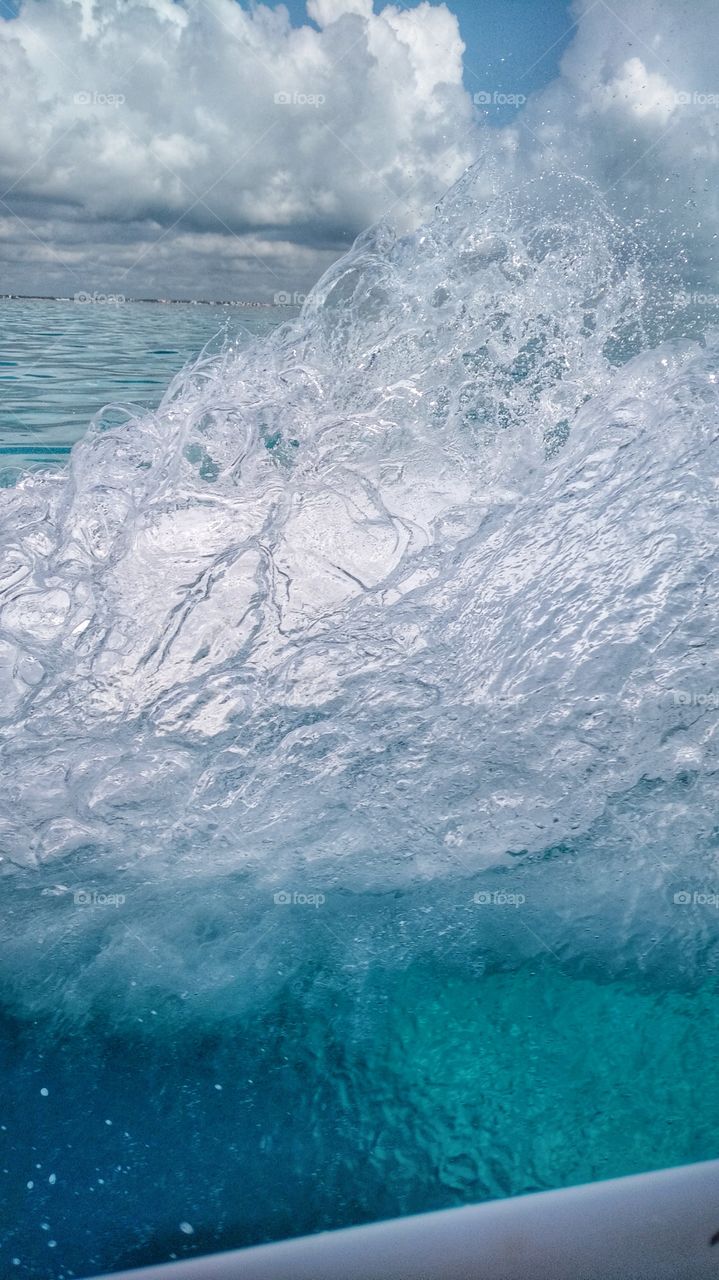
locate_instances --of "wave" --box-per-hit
[1,166,718,1023]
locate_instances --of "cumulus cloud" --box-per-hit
[0,0,718,300]
[0,0,477,298]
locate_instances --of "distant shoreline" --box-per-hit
[0,294,290,308]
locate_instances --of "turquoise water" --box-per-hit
[3,920,718,1277]
[0,299,280,478]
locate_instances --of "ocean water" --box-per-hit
[0,300,279,482]
[0,170,718,1279]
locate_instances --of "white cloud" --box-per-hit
[0,0,477,299]
[307,0,373,23]
[593,57,677,125]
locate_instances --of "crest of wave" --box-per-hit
[1,169,718,1017]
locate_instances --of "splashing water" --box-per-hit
[1,168,718,1276]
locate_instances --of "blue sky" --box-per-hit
[449,0,575,100]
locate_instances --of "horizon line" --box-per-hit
[0,293,294,308]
